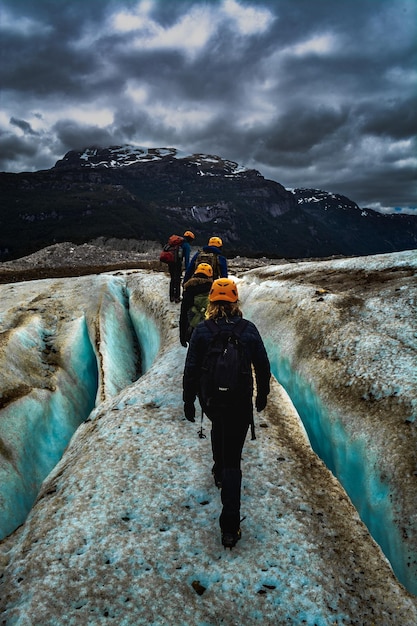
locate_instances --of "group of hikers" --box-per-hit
[160,231,271,550]
[162,230,228,305]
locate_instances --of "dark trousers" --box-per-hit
[209,409,250,534]
[168,262,182,301]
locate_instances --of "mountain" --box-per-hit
[1,145,416,261]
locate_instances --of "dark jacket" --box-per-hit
[179,276,212,345]
[183,246,228,283]
[183,315,270,415]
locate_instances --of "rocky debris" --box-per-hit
[0,241,286,284]
[0,241,155,269]
[0,242,161,283]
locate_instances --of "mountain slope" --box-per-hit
[1,145,416,260]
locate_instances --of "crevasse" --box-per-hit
[264,340,415,595]
[0,316,98,538]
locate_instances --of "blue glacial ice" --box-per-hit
[263,339,414,593]
[0,276,150,540]
[0,315,98,538]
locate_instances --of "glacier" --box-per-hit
[0,251,416,624]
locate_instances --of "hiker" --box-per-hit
[166,230,195,303]
[179,263,213,347]
[182,278,271,549]
[183,236,228,284]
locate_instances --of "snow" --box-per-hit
[75,145,251,177]
[298,196,322,203]
[0,251,416,623]
[78,146,180,167]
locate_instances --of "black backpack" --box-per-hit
[199,319,252,411]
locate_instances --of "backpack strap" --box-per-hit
[204,319,220,335]
[230,318,248,338]
[194,250,203,271]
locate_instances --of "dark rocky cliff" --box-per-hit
[1,145,416,260]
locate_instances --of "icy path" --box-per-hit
[0,270,416,624]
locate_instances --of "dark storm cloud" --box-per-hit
[262,106,350,153]
[360,97,417,140]
[10,117,39,136]
[52,120,116,153]
[0,0,415,213]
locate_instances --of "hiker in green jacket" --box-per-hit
[179,263,213,347]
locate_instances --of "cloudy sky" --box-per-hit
[0,0,416,214]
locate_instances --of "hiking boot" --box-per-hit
[221,528,241,549]
[214,476,222,489]
[211,464,222,489]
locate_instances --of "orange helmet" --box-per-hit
[209,278,238,303]
[208,236,222,248]
[183,230,195,239]
[195,262,213,278]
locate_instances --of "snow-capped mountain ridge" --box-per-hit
[295,188,360,210]
[56,146,371,210]
[56,144,250,178]
[1,144,416,261]
[54,144,398,218]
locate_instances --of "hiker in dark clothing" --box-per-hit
[183,236,228,284]
[168,230,195,303]
[179,263,213,347]
[182,278,270,549]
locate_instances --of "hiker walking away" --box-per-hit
[179,263,213,347]
[166,230,195,303]
[183,236,228,284]
[182,278,270,549]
